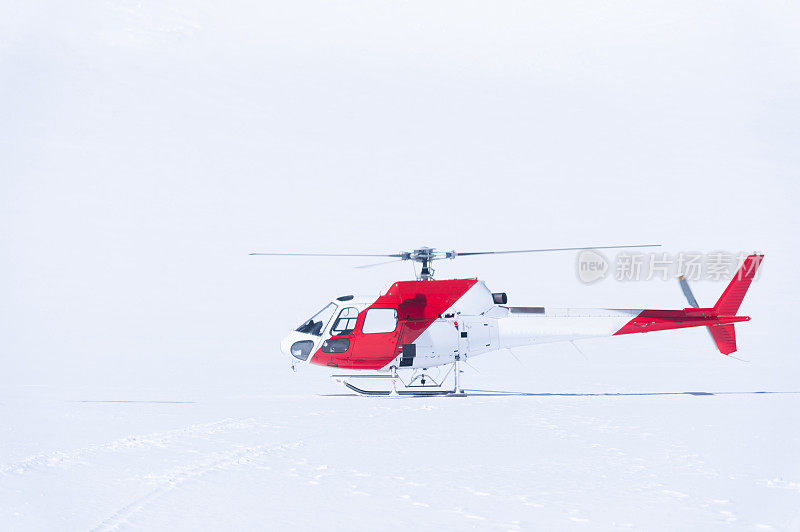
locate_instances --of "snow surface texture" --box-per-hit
[2,0,799,530]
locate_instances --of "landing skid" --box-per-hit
[340,381,461,396]
[331,356,466,397]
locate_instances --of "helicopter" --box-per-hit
[252,246,763,396]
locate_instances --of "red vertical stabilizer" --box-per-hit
[707,254,763,355]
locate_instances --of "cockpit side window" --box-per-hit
[331,307,359,336]
[295,303,337,336]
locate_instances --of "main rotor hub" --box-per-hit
[402,247,456,281]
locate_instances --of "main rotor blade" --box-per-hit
[354,259,405,269]
[455,244,661,257]
[250,252,405,257]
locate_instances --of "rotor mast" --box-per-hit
[419,256,432,281]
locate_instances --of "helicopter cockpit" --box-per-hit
[281,296,373,363]
[295,303,336,336]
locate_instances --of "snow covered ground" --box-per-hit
[2,352,799,531]
[3,0,800,529]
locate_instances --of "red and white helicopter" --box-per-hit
[253,246,763,396]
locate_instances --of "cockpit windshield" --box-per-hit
[295,303,337,336]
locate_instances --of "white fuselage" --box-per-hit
[380,281,642,369]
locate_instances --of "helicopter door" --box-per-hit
[397,318,459,368]
[350,307,400,364]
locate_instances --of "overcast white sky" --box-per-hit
[1,1,799,395]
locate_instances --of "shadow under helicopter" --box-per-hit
[323,390,800,398]
[455,390,799,398]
